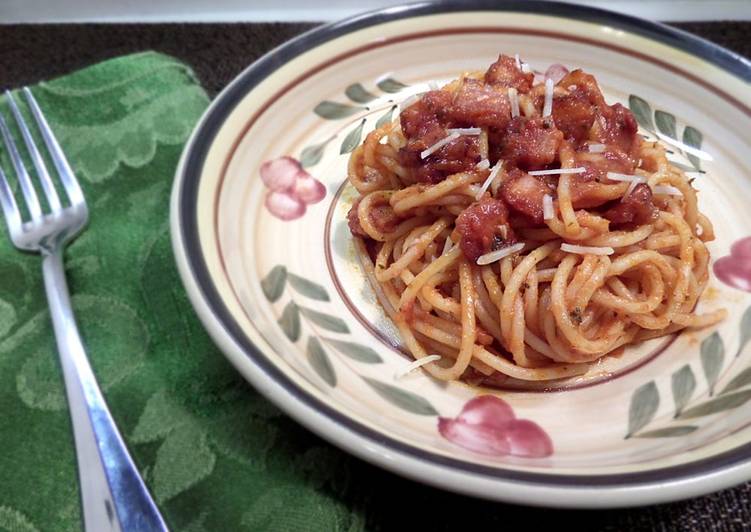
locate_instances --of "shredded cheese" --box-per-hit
[655,132,713,161]
[543,78,554,117]
[508,87,520,118]
[521,63,532,73]
[528,167,585,176]
[515,54,521,69]
[622,180,641,200]
[561,243,615,256]
[442,236,454,255]
[475,160,504,200]
[447,127,482,136]
[606,172,647,183]
[395,355,442,379]
[543,194,554,220]
[588,143,606,153]
[477,242,525,266]
[420,132,460,159]
[475,158,490,171]
[653,185,683,196]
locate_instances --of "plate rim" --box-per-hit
[170,0,751,507]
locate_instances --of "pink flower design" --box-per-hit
[259,156,326,220]
[714,237,751,292]
[438,395,553,458]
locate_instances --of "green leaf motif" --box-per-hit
[633,426,698,438]
[628,95,655,132]
[345,83,377,104]
[0,506,39,532]
[14,295,149,412]
[375,105,397,128]
[131,390,191,443]
[363,377,438,416]
[153,423,216,503]
[299,306,350,333]
[278,301,301,342]
[287,272,329,301]
[700,332,724,395]
[340,119,366,155]
[299,142,325,168]
[0,297,16,339]
[670,364,696,417]
[261,265,287,302]
[376,77,408,93]
[307,337,337,387]
[323,337,382,363]
[679,389,751,419]
[720,367,751,395]
[626,381,659,438]
[683,126,703,171]
[314,101,364,120]
[654,110,677,139]
[737,305,751,357]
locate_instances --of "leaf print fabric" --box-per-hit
[0,52,364,532]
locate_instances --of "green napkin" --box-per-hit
[0,52,369,531]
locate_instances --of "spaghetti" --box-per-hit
[346,54,725,384]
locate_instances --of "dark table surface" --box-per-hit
[2,20,750,531]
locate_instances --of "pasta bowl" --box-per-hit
[170,0,751,508]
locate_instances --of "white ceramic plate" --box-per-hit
[170,1,751,508]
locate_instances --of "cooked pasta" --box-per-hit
[347,54,725,384]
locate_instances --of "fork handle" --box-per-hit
[42,250,168,532]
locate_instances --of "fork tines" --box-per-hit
[0,88,87,247]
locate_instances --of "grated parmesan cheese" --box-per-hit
[560,243,614,256]
[477,242,525,266]
[543,78,554,117]
[528,167,585,176]
[475,160,504,200]
[447,127,482,136]
[508,87,520,118]
[622,179,641,201]
[475,158,490,171]
[588,143,606,153]
[420,132,460,159]
[543,194,554,220]
[442,236,454,255]
[653,185,683,196]
[606,172,647,183]
[395,355,442,379]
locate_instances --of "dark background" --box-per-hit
[1,21,749,531]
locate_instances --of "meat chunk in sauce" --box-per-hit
[484,54,535,93]
[601,184,657,227]
[456,197,516,261]
[558,70,608,109]
[501,117,564,170]
[592,103,639,156]
[447,79,511,130]
[399,88,483,184]
[552,90,596,142]
[500,169,556,225]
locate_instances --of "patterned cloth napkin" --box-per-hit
[0,52,371,531]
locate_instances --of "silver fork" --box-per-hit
[0,88,168,532]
